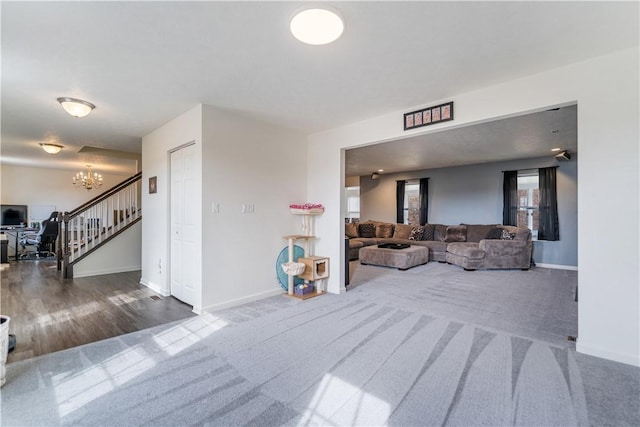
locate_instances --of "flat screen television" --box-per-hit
[1,204,28,227]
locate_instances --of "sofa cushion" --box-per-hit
[352,237,382,246]
[358,223,376,238]
[409,226,424,240]
[445,225,467,242]
[348,240,364,250]
[375,223,395,238]
[421,223,435,241]
[485,227,504,240]
[393,223,413,239]
[345,222,359,238]
[410,240,448,252]
[433,224,448,241]
[446,242,486,260]
[465,224,498,242]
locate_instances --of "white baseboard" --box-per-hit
[201,288,283,313]
[536,263,578,271]
[73,265,141,278]
[139,278,170,296]
[577,341,640,367]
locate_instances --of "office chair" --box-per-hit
[19,219,59,259]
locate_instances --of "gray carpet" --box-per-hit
[1,264,638,426]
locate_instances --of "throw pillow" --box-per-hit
[500,229,516,240]
[345,222,359,238]
[421,224,436,241]
[393,223,413,239]
[485,227,504,240]
[358,222,376,238]
[445,225,467,242]
[409,226,424,241]
[375,223,395,238]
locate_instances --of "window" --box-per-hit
[504,168,558,241]
[396,178,428,225]
[403,180,420,224]
[517,171,539,239]
[345,186,360,221]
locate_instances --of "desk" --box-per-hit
[0,227,38,260]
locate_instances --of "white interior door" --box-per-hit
[170,144,198,306]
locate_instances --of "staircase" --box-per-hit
[59,172,142,278]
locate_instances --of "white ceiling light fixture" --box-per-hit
[39,143,63,154]
[57,97,96,118]
[290,8,344,45]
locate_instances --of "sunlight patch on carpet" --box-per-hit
[55,346,157,417]
[152,313,228,355]
[300,373,391,426]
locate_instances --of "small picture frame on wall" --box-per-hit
[403,101,454,130]
[149,176,157,194]
[431,106,441,122]
[405,114,414,129]
[413,111,423,126]
[422,109,431,124]
[441,103,451,120]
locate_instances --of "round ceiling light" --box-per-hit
[40,143,63,154]
[57,97,96,118]
[290,8,344,45]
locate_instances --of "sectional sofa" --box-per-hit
[346,221,532,270]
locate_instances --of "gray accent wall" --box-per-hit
[360,155,578,267]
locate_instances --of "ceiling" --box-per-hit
[346,104,577,177]
[1,2,637,175]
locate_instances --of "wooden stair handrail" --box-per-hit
[66,172,142,219]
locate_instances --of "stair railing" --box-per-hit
[60,172,142,277]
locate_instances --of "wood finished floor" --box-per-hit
[1,260,195,363]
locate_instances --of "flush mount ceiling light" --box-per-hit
[551,147,562,152]
[290,8,344,45]
[40,143,63,154]
[57,97,95,118]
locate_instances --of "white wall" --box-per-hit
[140,105,203,309]
[359,155,578,267]
[308,48,639,366]
[141,104,306,314]
[200,105,307,312]
[73,221,142,278]
[0,164,131,213]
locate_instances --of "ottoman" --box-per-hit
[359,245,429,270]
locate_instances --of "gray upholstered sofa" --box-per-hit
[346,221,532,271]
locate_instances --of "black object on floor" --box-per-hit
[8,333,16,353]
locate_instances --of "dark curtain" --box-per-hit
[538,167,560,241]
[396,180,405,224]
[419,178,429,225]
[502,170,518,226]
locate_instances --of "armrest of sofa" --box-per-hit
[479,239,530,258]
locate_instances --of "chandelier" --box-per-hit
[73,165,103,190]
